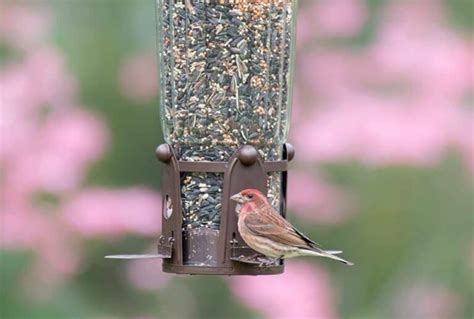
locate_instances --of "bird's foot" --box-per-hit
[258,257,281,267]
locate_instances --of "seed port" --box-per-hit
[164,195,173,219]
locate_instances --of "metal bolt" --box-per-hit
[156,144,172,163]
[238,145,258,166]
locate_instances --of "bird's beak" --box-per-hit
[230,193,245,203]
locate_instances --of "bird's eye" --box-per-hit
[247,194,254,199]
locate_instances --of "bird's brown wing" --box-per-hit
[292,225,322,249]
[243,206,322,249]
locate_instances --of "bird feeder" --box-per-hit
[108,0,298,275]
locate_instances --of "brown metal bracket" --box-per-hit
[155,143,294,275]
[157,234,173,257]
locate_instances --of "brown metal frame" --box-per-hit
[155,143,294,275]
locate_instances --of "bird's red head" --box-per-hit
[230,188,268,206]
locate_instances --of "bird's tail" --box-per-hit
[302,248,354,266]
[324,250,342,255]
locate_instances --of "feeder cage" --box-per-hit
[108,0,298,275]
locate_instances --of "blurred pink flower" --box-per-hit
[0,47,78,163]
[24,47,78,108]
[392,282,463,319]
[62,187,162,238]
[0,4,52,51]
[1,47,77,110]
[309,0,367,37]
[290,88,303,124]
[287,172,353,224]
[1,200,47,250]
[0,1,135,301]
[371,1,472,102]
[119,52,158,103]
[296,11,313,50]
[297,51,372,100]
[40,110,108,164]
[292,94,462,167]
[4,109,108,194]
[293,0,473,171]
[1,200,81,288]
[230,261,337,319]
[127,247,172,292]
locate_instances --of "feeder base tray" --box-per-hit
[162,263,284,276]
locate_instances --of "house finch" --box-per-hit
[230,189,353,266]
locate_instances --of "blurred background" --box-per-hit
[1,0,473,318]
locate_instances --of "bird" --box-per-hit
[230,188,353,266]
